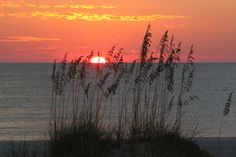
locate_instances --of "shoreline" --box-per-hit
[195,137,236,157]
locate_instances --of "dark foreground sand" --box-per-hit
[0,137,235,157]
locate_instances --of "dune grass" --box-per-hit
[46,24,210,157]
[7,24,214,157]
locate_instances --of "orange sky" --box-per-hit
[0,0,235,62]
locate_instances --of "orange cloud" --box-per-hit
[166,25,176,29]
[0,1,115,9]
[0,1,189,22]
[0,1,20,8]
[0,36,60,42]
[1,11,190,22]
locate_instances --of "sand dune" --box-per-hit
[0,137,236,157]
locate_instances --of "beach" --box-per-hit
[0,137,235,157]
[195,137,236,157]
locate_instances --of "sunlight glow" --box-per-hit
[90,56,106,64]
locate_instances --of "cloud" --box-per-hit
[166,25,176,29]
[123,49,140,55]
[0,1,115,9]
[0,1,21,8]
[165,24,187,29]
[0,1,190,22]
[60,4,115,9]
[0,36,60,42]
[34,46,57,50]
[1,11,190,22]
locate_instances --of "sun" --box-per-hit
[90,56,106,64]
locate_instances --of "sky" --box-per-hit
[0,0,235,62]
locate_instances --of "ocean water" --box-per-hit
[0,63,235,140]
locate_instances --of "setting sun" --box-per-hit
[90,56,106,63]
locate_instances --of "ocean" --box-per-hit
[0,63,235,140]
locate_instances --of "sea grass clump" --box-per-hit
[48,24,206,157]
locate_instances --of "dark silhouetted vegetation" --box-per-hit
[7,24,214,157]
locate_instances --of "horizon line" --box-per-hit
[0,62,235,64]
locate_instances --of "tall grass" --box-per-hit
[217,92,234,157]
[49,24,198,156]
